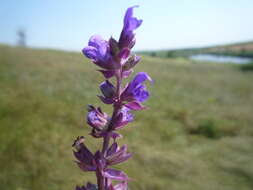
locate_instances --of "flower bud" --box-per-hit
[100,80,116,99]
[87,105,108,130]
[112,107,134,130]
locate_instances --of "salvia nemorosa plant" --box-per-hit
[72,6,152,190]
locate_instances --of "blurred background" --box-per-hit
[1,0,253,190]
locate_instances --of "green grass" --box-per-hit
[240,62,253,72]
[1,44,253,190]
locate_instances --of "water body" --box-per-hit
[190,54,252,64]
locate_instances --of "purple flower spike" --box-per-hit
[119,6,143,49]
[75,6,151,190]
[121,72,152,103]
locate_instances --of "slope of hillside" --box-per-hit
[142,41,253,58]
[1,44,253,190]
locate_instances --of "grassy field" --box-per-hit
[141,40,253,58]
[1,44,253,190]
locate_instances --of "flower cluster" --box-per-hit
[73,6,152,190]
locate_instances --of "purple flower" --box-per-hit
[72,136,96,172]
[82,35,111,67]
[119,6,143,49]
[121,72,152,103]
[82,35,119,78]
[105,142,132,165]
[87,105,109,130]
[98,80,116,104]
[112,107,134,130]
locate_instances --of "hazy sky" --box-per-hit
[1,0,253,51]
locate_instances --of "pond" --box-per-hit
[190,54,252,64]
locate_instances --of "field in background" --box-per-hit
[1,44,253,190]
[141,40,253,58]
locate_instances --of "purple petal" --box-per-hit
[82,46,97,61]
[100,80,115,98]
[73,144,94,166]
[123,6,142,32]
[106,142,119,157]
[109,153,132,165]
[121,107,134,122]
[135,89,149,102]
[124,101,146,110]
[103,168,129,181]
[76,161,96,172]
[114,121,129,130]
[112,107,134,129]
[114,182,128,190]
[87,108,108,129]
[121,72,152,103]
[118,48,130,61]
[122,69,133,78]
[98,95,114,104]
[83,35,117,70]
[119,6,142,49]
[132,72,152,85]
[106,145,130,165]
[88,35,108,58]
[98,70,115,79]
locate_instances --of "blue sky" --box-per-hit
[1,0,253,51]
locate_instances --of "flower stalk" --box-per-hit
[73,6,152,190]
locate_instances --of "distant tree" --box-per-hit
[17,29,26,47]
[167,51,175,58]
[150,52,156,57]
